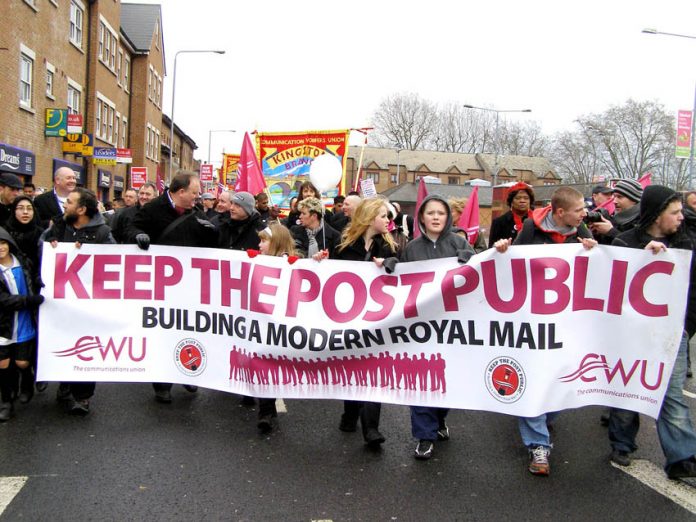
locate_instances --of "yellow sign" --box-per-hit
[62,134,83,154]
[93,158,117,166]
[81,134,93,157]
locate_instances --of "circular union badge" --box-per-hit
[174,338,207,377]
[484,357,526,403]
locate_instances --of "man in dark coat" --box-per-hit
[33,166,77,228]
[0,173,23,228]
[217,192,265,251]
[127,172,217,404]
[111,183,158,243]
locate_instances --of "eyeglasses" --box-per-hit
[16,206,33,213]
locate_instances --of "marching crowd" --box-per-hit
[1,166,696,481]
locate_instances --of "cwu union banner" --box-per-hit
[38,244,691,419]
[256,129,350,210]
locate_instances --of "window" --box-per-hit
[390,173,397,184]
[154,130,160,162]
[98,17,118,73]
[96,93,116,144]
[123,57,130,92]
[19,46,34,109]
[366,172,379,183]
[67,79,82,114]
[154,20,160,50]
[46,62,55,98]
[448,176,459,185]
[69,1,84,49]
[148,66,153,100]
[117,49,123,85]
[146,125,151,159]
[157,77,162,107]
[121,118,128,148]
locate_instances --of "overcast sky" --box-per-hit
[138,0,696,167]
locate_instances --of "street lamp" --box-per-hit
[642,28,696,189]
[168,49,225,183]
[462,104,532,186]
[208,129,236,164]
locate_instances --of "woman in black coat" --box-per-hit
[4,196,44,273]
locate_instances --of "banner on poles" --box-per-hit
[676,110,693,159]
[37,244,690,419]
[221,154,240,189]
[256,130,350,209]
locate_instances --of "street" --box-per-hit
[1,373,696,521]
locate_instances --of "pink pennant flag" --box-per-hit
[413,177,429,239]
[637,173,652,188]
[156,166,165,193]
[596,195,616,215]
[458,186,480,244]
[235,132,267,195]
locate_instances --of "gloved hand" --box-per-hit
[136,234,150,250]
[246,249,260,258]
[25,295,45,307]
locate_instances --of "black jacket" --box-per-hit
[42,213,115,245]
[335,235,396,262]
[217,213,265,251]
[110,205,139,243]
[291,222,341,259]
[33,190,64,229]
[127,192,217,248]
[488,210,531,247]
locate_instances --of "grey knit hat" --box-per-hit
[230,191,257,217]
[612,179,643,203]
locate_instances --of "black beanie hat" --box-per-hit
[638,185,680,230]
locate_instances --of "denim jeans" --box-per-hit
[609,332,696,469]
[518,412,559,449]
[411,406,448,441]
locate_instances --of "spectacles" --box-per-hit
[16,206,33,212]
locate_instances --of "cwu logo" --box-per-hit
[54,336,147,362]
[559,353,664,390]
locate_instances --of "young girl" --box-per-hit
[0,228,43,420]
[251,223,298,433]
[401,195,474,459]
[333,198,398,448]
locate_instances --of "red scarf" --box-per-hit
[513,210,533,231]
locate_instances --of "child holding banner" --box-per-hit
[334,198,398,448]
[400,194,474,460]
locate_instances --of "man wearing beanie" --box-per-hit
[590,179,643,245]
[608,185,696,480]
[217,191,266,251]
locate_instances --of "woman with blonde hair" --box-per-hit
[448,196,487,253]
[334,197,398,447]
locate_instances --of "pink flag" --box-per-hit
[235,132,266,195]
[458,186,480,244]
[596,195,616,215]
[638,173,652,188]
[413,177,429,239]
[156,166,165,193]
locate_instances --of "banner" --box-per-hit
[221,153,240,189]
[256,130,350,209]
[676,110,693,159]
[131,167,148,189]
[37,244,690,419]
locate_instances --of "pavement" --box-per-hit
[1,376,696,521]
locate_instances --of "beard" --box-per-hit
[64,212,78,226]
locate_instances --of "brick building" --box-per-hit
[0,1,183,202]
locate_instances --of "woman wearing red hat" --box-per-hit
[487,182,535,247]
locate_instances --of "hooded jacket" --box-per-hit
[514,205,592,246]
[401,194,474,263]
[41,212,115,245]
[217,212,266,251]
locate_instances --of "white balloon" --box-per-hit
[309,154,343,193]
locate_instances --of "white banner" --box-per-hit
[38,243,691,419]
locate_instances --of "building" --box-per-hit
[161,114,199,181]
[0,1,180,202]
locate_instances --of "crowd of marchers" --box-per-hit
[1,167,696,482]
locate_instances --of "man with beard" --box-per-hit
[33,166,77,228]
[590,179,643,245]
[128,172,217,404]
[0,173,23,228]
[42,188,114,415]
[111,183,158,243]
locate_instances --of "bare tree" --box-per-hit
[430,103,495,153]
[497,120,550,157]
[370,93,438,150]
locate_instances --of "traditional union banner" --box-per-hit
[221,153,240,189]
[38,244,690,419]
[256,129,350,209]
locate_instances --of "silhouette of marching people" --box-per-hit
[228,346,447,393]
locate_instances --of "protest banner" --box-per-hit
[256,130,350,209]
[38,243,690,419]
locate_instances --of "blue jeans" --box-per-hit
[411,406,448,441]
[518,412,559,449]
[609,332,696,470]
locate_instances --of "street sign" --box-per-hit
[45,108,68,137]
[200,164,214,182]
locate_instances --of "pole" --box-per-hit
[396,149,401,185]
[207,129,213,165]
[493,111,500,187]
[168,53,179,185]
[689,82,696,189]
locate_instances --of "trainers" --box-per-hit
[667,456,696,480]
[0,402,14,422]
[68,399,90,416]
[414,440,434,460]
[528,446,550,476]
[19,389,34,404]
[338,414,358,432]
[154,389,172,404]
[610,449,631,467]
[437,424,450,441]
[257,414,275,434]
[183,385,198,393]
[56,384,72,403]
[364,428,386,448]
[35,381,48,393]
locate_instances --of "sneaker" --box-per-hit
[528,446,550,476]
[154,389,172,404]
[183,385,198,393]
[364,428,386,448]
[338,414,358,432]
[437,424,450,441]
[56,384,72,403]
[610,449,631,467]
[35,382,48,393]
[68,399,90,416]
[667,456,696,480]
[414,439,434,460]
[19,389,34,404]
[257,414,275,434]
[0,402,14,422]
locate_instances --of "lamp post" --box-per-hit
[168,49,225,183]
[642,28,696,189]
[207,129,236,164]
[463,104,532,186]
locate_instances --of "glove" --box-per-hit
[246,249,260,258]
[286,255,299,265]
[25,295,44,307]
[135,234,150,250]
